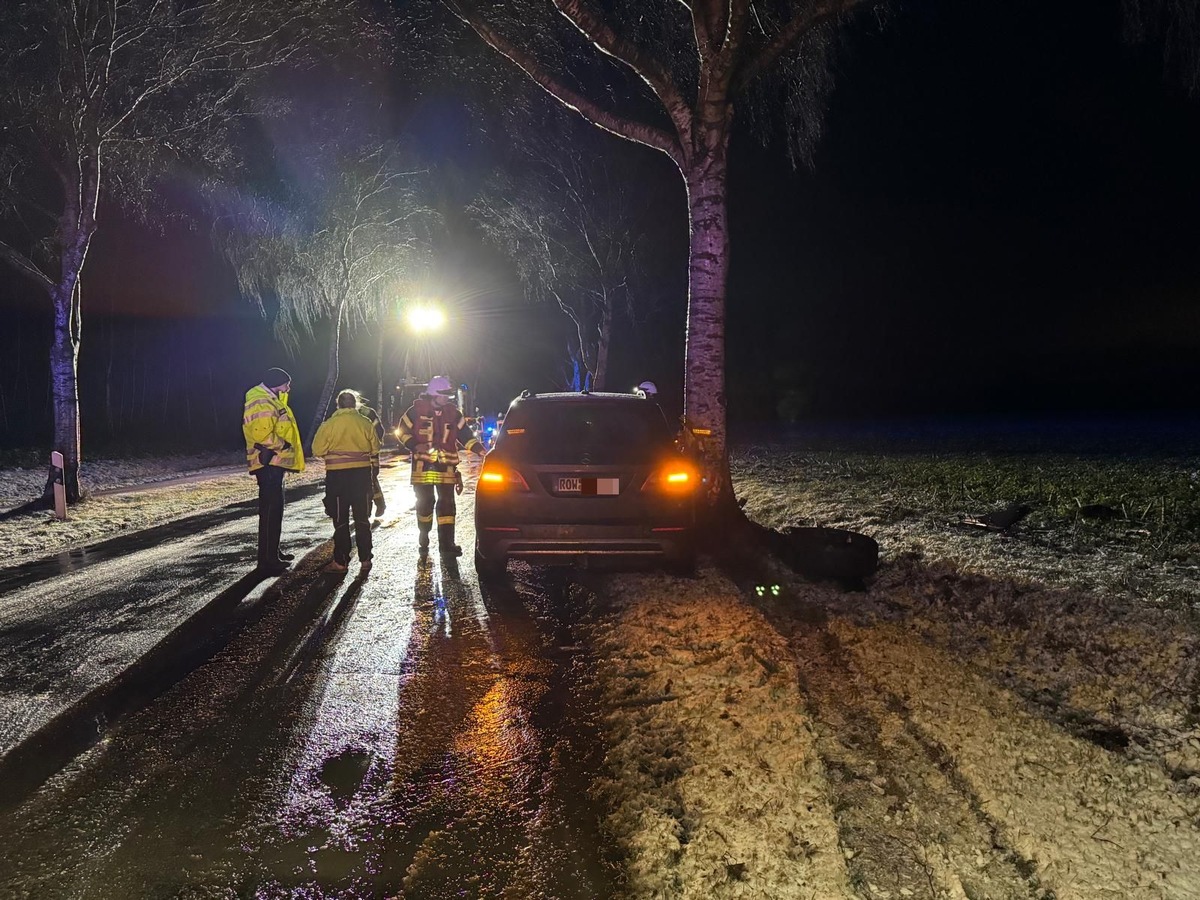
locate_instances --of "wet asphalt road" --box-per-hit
[0,464,619,898]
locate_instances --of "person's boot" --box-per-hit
[256,556,290,576]
[418,526,431,556]
[438,523,461,558]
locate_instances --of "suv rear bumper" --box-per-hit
[476,523,692,563]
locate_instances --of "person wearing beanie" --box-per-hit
[312,390,380,575]
[242,367,305,575]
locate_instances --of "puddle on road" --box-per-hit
[318,749,373,803]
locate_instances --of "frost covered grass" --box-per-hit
[715,431,1200,897]
[587,569,855,899]
[0,452,323,568]
[731,444,1200,608]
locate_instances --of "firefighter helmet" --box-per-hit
[426,375,455,397]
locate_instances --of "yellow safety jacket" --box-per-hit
[243,384,305,473]
[396,397,481,485]
[312,407,381,470]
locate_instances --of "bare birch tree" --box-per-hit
[0,0,365,501]
[470,116,659,391]
[215,140,434,450]
[422,0,877,505]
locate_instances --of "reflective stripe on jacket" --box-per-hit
[312,407,381,471]
[243,384,305,473]
[396,397,481,485]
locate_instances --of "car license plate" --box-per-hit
[556,477,619,495]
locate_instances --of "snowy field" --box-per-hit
[0,452,324,566]
[578,424,1199,899]
[558,421,1200,899]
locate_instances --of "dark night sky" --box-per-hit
[728,0,1200,419]
[3,0,1198,441]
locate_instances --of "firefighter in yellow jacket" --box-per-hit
[395,375,483,557]
[243,367,305,575]
[312,390,381,575]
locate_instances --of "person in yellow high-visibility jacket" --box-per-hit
[242,367,305,575]
[312,390,381,575]
[395,375,483,558]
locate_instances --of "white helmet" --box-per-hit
[426,375,455,398]
[635,380,658,398]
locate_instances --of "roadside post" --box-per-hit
[50,451,67,521]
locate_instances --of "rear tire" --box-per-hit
[666,547,697,578]
[474,544,506,580]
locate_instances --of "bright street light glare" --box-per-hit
[405,305,446,334]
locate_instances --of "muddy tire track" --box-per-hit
[583,567,857,899]
[783,612,1051,900]
[733,542,1200,900]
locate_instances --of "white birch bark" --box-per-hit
[443,0,867,505]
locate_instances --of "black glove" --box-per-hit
[258,448,276,467]
[323,495,337,518]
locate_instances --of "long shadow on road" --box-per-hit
[0,483,324,594]
[0,483,328,809]
[0,563,367,898]
[0,567,295,811]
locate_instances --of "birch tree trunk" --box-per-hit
[376,327,385,427]
[440,0,862,511]
[594,299,612,391]
[43,165,97,503]
[46,283,85,501]
[681,120,733,506]
[308,300,347,451]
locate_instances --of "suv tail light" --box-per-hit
[642,461,697,494]
[478,459,530,492]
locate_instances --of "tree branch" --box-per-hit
[722,0,751,53]
[734,0,866,92]
[0,238,54,292]
[549,0,694,147]
[441,0,685,169]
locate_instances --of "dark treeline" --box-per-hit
[0,302,573,457]
[0,312,279,454]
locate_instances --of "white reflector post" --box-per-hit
[50,451,67,521]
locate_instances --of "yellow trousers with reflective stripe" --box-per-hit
[414,483,456,548]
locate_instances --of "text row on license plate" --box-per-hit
[557,477,620,495]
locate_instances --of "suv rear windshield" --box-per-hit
[498,401,673,465]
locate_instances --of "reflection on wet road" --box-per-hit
[0,465,618,898]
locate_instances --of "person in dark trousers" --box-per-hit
[358,400,387,517]
[312,390,381,575]
[395,375,484,557]
[243,368,305,575]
